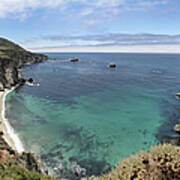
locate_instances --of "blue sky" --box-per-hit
[0,0,180,52]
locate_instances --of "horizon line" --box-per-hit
[29,44,180,54]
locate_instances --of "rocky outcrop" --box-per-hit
[70,57,79,62]
[0,57,23,91]
[0,131,43,174]
[174,124,180,134]
[20,152,43,173]
[109,63,116,68]
[0,37,48,91]
[0,131,54,179]
[176,93,180,99]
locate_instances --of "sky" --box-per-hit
[0,0,180,53]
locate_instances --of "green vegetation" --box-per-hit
[0,37,47,91]
[0,132,56,180]
[0,37,31,61]
[0,164,55,180]
[83,144,180,180]
[0,37,47,66]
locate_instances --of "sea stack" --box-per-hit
[109,63,116,68]
[174,124,180,134]
[70,57,79,62]
[176,93,180,99]
[27,78,34,83]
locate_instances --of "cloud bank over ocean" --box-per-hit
[42,33,180,45]
[30,33,180,53]
[30,44,180,53]
[1,0,180,53]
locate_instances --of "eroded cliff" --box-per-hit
[0,37,48,91]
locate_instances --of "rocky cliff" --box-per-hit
[0,37,48,91]
[0,131,55,179]
[0,38,53,179]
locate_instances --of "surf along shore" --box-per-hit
[0,88,24,153]
[0,90,54,179]
[0,37,48,154]
[0,37,53,178]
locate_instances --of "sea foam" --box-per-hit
[1,89,24,153]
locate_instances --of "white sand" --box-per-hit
[0,89,24,153]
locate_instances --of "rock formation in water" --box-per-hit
[0,37,48,91]
[174,124,180,134]
[109,63,116,68]
[70,57,79,62]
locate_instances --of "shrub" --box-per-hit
[0,163,56,180]
[82,144,180,180]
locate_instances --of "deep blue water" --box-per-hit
[5,53,180,179]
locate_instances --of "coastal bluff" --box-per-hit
[0,37,48,91]
[0,130,54,179]
[0,38,54,179]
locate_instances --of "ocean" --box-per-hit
[5,53,180,179]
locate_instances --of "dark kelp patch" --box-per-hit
[41,123,113,179]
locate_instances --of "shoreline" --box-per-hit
[0,88,24,153]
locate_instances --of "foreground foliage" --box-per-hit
[0,136,180,180]
[0,163,55,180]
[83,144,180,180]
[0,132,55,180]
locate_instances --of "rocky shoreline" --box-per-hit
[0,37,48,91]
[0,130,44,174]
[0,37,50,177]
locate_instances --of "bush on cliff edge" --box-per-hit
[83,144,180,180]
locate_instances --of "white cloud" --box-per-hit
[30,44,180,54]
[138,0,169,7]
[0,0,64,18]
[89,0,125,7]
[42,33,180,45]
[80,8,94,16]
[0,0,170,20]
[83,19,98,25]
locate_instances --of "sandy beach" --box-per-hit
[0,89,24,153]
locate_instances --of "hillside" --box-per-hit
[0,37,48,91]
[0,37,47,65]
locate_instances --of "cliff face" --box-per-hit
[0,38,53,179]
[0,131,55,179]
[0,37,48,91]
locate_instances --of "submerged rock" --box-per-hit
[109,63,116,68]
[70,57,79,62]
[174,124,180,134]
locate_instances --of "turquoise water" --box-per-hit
[5,53,180,179]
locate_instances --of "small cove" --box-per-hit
[5,53,180,179]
